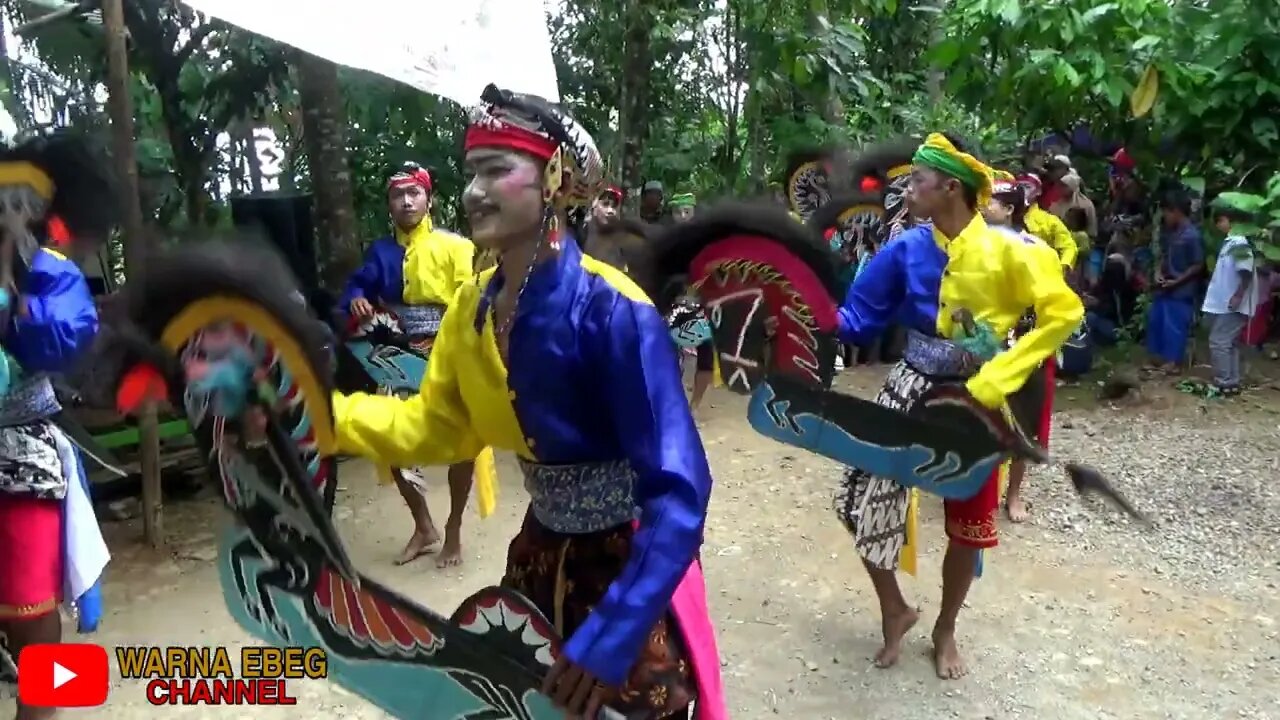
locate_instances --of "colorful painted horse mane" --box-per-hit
[108,239,617,719]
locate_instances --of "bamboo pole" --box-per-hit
[102,0,163,548]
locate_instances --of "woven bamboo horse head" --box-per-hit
[784,147,854,223]
[806,188,889,273]
[649,202,842,393]
[847,137,919,243]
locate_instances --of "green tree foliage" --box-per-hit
[2,0,1277,266]
[933,0,1280,190]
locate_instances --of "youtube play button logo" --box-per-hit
[18,643,109,707]
[53,661,76,689]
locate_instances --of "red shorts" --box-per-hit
[944,358,1057,549]
[0,495,63,619]
[1038,358,1056,449]
[944,466,999,549]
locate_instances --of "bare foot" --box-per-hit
[873,606,919,668]
[436,528,463,568]
[931,626,968,679]
[1005,497,1030,523]
[394,527,440,565]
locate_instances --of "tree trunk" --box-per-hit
[618,0,655,191]
[102,0,163,550]
[925,0,947,104]
[295,50,360,291]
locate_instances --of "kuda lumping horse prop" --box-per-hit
[649,202,1145,519]
[847,137,919,243]
[784,147,848,222]
[344,307,435,397]
[110,241,626,720]
[806,189,888,282]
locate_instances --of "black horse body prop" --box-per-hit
[649,201,1145,517]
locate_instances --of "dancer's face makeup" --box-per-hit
[463,148,546,251]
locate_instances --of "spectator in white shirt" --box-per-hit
[1201,208,1257,395]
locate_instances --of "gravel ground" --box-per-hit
[6,363,1278,719]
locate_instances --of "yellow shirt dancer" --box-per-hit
[985,172,1070,525]
[1019,172,1078,273]
[334,84,725,720]
[833,133,1081,679]
[339,162,488,568]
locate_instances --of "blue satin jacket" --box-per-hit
[332,237,712,685]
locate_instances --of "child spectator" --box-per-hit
[1066,207,1097,285]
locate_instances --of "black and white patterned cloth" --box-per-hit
[832,361,937,570]
[0,422,67,500]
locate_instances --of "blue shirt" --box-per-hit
[836,225,946,344]
[8,248,99,373]
[1159,220,1205,302]
[339,236,407,311]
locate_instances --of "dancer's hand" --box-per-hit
[349,296,374,320]
[542,655,609,719]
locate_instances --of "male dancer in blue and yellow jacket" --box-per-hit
[340,163,488,568]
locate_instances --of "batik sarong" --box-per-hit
[833,360,1000,570]
[505,459,694,720]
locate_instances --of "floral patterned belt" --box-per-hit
[903,330,979,379]
[0,376,61,428]
[385,303,445,337]
[519,457,638,534]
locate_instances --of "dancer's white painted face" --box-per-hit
[462,148,546,251]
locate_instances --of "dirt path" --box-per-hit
[10,366,1280,719]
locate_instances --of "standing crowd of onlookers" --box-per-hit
[829,146,1279,394]
[586,148,1280,397]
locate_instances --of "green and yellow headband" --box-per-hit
[911,133,993,207]
[669,193,696,208]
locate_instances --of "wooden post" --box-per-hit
[102,0,163,548]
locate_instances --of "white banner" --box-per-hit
[180,0,560,106]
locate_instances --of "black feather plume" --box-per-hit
[0,128,119,241]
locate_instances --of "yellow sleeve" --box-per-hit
[1049,212,1077,268]
[965,237,1083,408]
[450,238,477,296]
[1031,209,1077,269]
[331,294,484,467]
